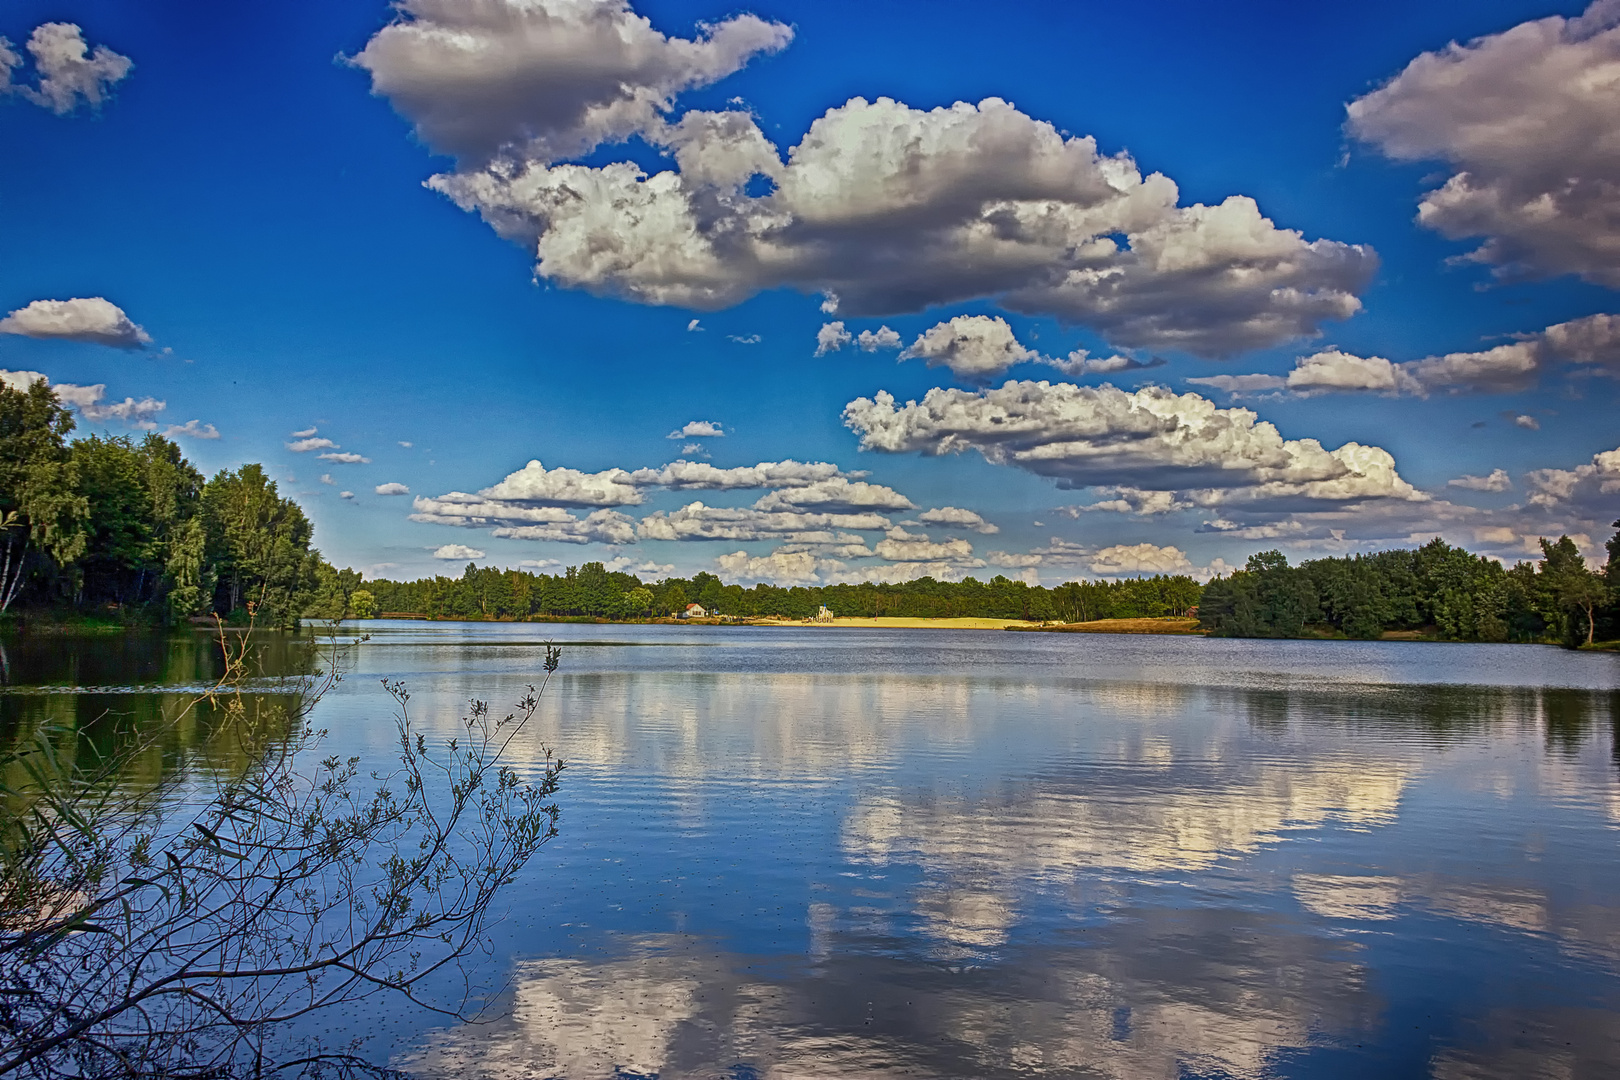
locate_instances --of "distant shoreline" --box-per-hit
[368,614,1208,634]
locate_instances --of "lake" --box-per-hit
[6,622,1620,1079]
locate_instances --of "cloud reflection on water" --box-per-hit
[318,631,1620,1077]
[407,921,1378,1080]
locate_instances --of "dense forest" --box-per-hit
[1197,535,1619,647]
[0,380,350,628]
[5,380,1617,646]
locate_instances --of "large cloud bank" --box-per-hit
[411,454,1002,582]
[842,380,1419,508]
[1349,0,1620,286]
[355,0,1375,355]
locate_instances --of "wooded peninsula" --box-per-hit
[3,380,1616,646]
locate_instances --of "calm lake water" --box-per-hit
[6,622,1620,1079]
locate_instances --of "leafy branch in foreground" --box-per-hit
[0,611,565,1078]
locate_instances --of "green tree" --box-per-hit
[350,588,377,619]
[697,575,726,615]
[70,435,157,605]
[624,586,654,616]
[1606,519,1620,593]
[1539,535,1609,647]
[0,382,88,611]
[200,464,320,627]
[308,564,364,621]
[164,516,212,621]
[1198,552,1317,638]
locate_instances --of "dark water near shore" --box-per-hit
[6,623,1620,1079]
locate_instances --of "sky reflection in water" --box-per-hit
[10,625,1620,1078]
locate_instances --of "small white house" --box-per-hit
[680,603,708,619]
[814,605,834,622]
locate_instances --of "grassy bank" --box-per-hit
[0,608,165,635]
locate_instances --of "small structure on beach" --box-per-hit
[813,605,834,622]
[680,603,708,619]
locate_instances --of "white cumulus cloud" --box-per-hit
[815,321,852,356]
[1087,542,1194,576]
[287,437,338,452]
[636,502,890,542]
[375,482,411,495]
[352,0,791,166]
[629,459,845,491]
[483,459,646,506]
[164,420,220,440]
[1191,311,1620,398]
[872,527,975,563]
[1044,350,1163,377]
[856,326,902,351]
[1286,349,1422,395]
[433,544,485,560]
[916,506,999,534]
[491,508,638,545]
[319,452,370,464]
[843,380,1419,508]
[1059,487,1193,516]
[1348,1,1620,286]
[0,297,149,348]
[1,23,132,115]
[751,476,914,513]
[900,315,1040,381]
[1526,445,1620,512]
[667,419,724,438]
[359,2,1376,356]
[715,548,824,586]
[411,493,638,545]
[1,369,168,430]
[1448,469,1513,492]
[80,395,165,426]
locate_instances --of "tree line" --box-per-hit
[0,380,348,628]
[359,562,1204,623]
[1196,534,1620,647]
[363,536,1620,649]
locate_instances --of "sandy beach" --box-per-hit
[748,616,1042,630]
[744,616,1205,633]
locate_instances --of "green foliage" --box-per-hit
[1198,535,1618,646]
[1047,575,1201,622]
[0,382,89,611]
[0,386,362,629]
[306,564,365,622]
[361,561,1208,625]
[1197,551,1318,639]
[1539,535,1610,647]
[200,464,322,628]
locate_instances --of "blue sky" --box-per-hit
[1,0,1616,584]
